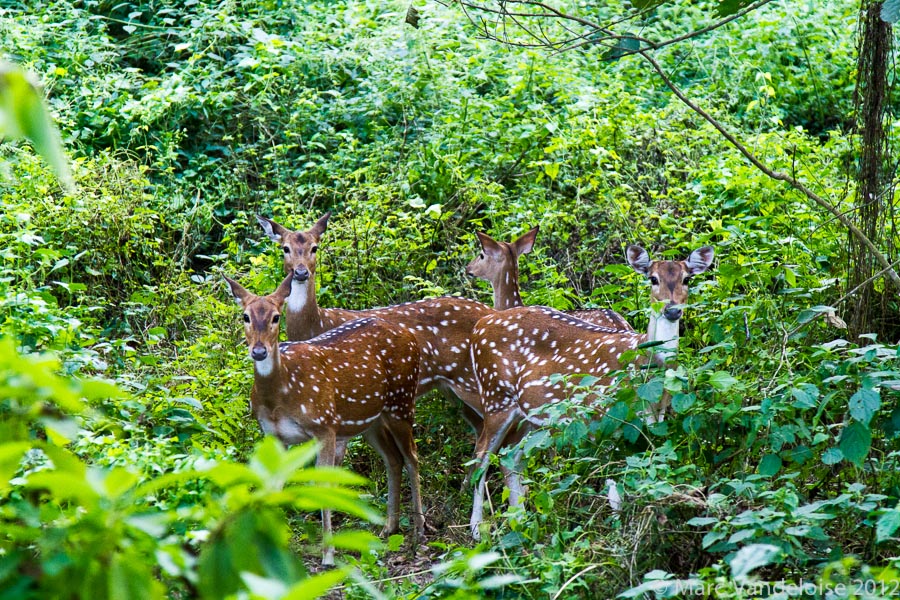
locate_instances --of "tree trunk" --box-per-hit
[848,1,895,338]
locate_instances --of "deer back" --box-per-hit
[251,317,420,444]
[472,306,645,415]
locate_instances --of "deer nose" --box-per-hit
[293,267,310,282]
[663,303,683,322]
[251,344,268,361]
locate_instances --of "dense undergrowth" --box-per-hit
[2,0,899,597]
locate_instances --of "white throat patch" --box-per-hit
[254,355,274,377]
[287,280,308,313]
[648,314,680,363]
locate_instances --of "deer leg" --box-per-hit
[316,430,337,566]
[499,422,530,508]
[333,437,349,466]
[470,409,520,540]
[382,416,426,542]
[364,420,403,537]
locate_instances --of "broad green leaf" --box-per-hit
[758,453,782,477]
[882,0,900,23]
[0,442,30,485]
[702,530,726,549]
[707,371,738,391]
[717,0,754,17]
[637,379,663,403]
[876,507,900,542]
[26,471,100,508]
[686,517,718,527]
[848,388,880,425]
[249,436,286,479]
[790,385,818,409]
[327,530,382,552]
[728,544,781,579]
[109,551,163,599]
[288,466,368,486]
[283,567,351,600]
[0,62,73,189]
[839,422,872,466]
[821,447,843,465]
[671,392,696,413]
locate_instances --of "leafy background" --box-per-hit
[1,0,899,597]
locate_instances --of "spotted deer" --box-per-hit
[225,274,425,565]
[465,227,633,330]
[256,213,494,432]
[468,245,714,539]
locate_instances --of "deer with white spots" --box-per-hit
[468,245,714,539]
[225,274,425,565]
[465,227,633,330]
[256,213,494,433]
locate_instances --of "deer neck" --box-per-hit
[647,313,679,366]
[493,267,523,311]
[285,279,324,341]
[251,344,282,394]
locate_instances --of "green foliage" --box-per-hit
[0,338,381,598]
[2,0,898,597]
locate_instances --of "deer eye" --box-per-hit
[649,276,659,285]
[480,253,485,260]
[243,313,250,323]
[272,315,280,324]
[311,245,318,254]
[683,275,693,284]
[282,246,290,253]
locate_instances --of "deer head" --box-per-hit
[626,245,714,320]
[256,213,330,284]
[224,274,293,374]
[465,227,539,310]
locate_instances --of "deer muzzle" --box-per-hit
[292,267,310,282]
[663,303,683,322]
[250,344,268,361]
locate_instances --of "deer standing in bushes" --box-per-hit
[225,274,425,565]
[256,213,494,437]
[465,226,633,330]
[468,245,714,539]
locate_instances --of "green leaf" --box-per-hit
[707,371,738,391]
[702,530,726,549]
[282,567,351,600]
[671,392,696,413]
[839,422,872,466]
[108,551,162,599]
[821,447,843,465]
[0,443,30,486]
[717,0,754,17]
[876,507,900,542]
[598,401,629,437]
[288,466,368,487]
[790,385,818,409]
[686,517,718,527]
[758,453,782,477]
[848,388,880,425]
[637,379,663,403]
[327,530,382,552]
[728,544,781,579]
[0,62,73,189]
[882,0,900,23]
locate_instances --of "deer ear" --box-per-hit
[256,215,288,243]
[512,226,539,257]
[271,274,294,304]
[476,232,503,259]
[685,246,714,274]
[626,245,651,275]
[224,276,250,307]
[308,212,330,238]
